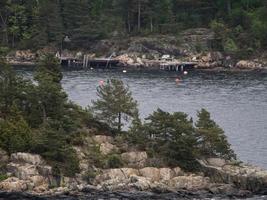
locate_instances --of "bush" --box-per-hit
[0,173,8,182]
[223,38,239,53]
[0,112,32,154]
[83,167,98,184]
[105,154,123,168]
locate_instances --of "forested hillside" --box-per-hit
[0,0,266,52]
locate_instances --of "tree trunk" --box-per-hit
[0,13,8,45]
[118,112,121,132]
[137,0,141,32]
[127,11,131,33]
[150,17,153,32]
[12,33,15,48]
[227,0,232,15]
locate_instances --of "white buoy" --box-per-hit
[183,71,188,75]
[123,70,127,73]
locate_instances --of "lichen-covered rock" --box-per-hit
[0,148,9,164]
[121,151,147,168]
[94,168,139,184]
[168,175,210,190]
[207,158,227,167]
[199,159,267,192]
[236,60,263,69]
[0,177,28,192]
[139,167,160,182]
[99,142,118,155]
[93,135,114,144]
[11,153,45,165]
[172,167,184,176]
[159,168,174,181]
[7,163,39,180]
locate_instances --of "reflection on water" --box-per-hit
[20,69,267,169]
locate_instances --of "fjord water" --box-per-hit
[61,69,267,169]
[21,69,267,169]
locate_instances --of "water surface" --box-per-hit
[21,69,267,169]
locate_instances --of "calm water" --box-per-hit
[21,69,267,169]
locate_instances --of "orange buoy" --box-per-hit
[99,80,104,86]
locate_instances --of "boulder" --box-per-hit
[121,152,148,168]
[0,148,9,163]
[94,168,139,184]
[159,168,174,181]
[172,167,184,176]
[168,175,210,190]
[139,167,160,182]
[93,135,114,144]
[206,158,227,168]
[36,165,52,177]
[129,175,153,190]
[29,175,47,187]
[10,153,45,165]
[7,163,39,180]
[199,159,267,192]
[236,60,262,69]
[0,177,28,192]
[99,142,118,155]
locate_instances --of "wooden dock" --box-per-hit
[159,62,197,72]
[60,56,119,69]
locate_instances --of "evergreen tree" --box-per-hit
[34,54,67,122]
[92,79,138,133]
[145,109,199,169]
[195,109,236,160]
[0,106,32,154]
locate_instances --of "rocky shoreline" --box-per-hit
[5,28,267,71]
[1,135,267,199]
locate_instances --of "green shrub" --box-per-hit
[224,38,239,52]
[105,154,123,168]
[83,168,97,184]
[0,112,32,154]
[0,173,8,182]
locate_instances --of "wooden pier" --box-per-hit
[60,56,119,69]
[159,62,197,72]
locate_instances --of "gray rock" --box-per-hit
[10,153,45,165]
[121,152,147,168]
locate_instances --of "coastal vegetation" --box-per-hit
[0,0,266,55]
[0,53,236,177]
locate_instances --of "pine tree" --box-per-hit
[145,109,199,169]
[0,106,32,154]
[92,79,138,133]
[34,54,67,122]
[195,108,236,160]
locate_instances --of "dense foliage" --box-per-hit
[0,0,266,51]
[129,108,236,170]
[0,53,88,177]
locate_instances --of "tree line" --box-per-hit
[0,0,266,51]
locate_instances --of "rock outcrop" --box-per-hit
[236,60,263,69]
[93,166,215,192]
[0,148,9,164]
[121,152,148,168]
[93,135,119,155]
[0,153,53,192]
[199,158,267,193]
